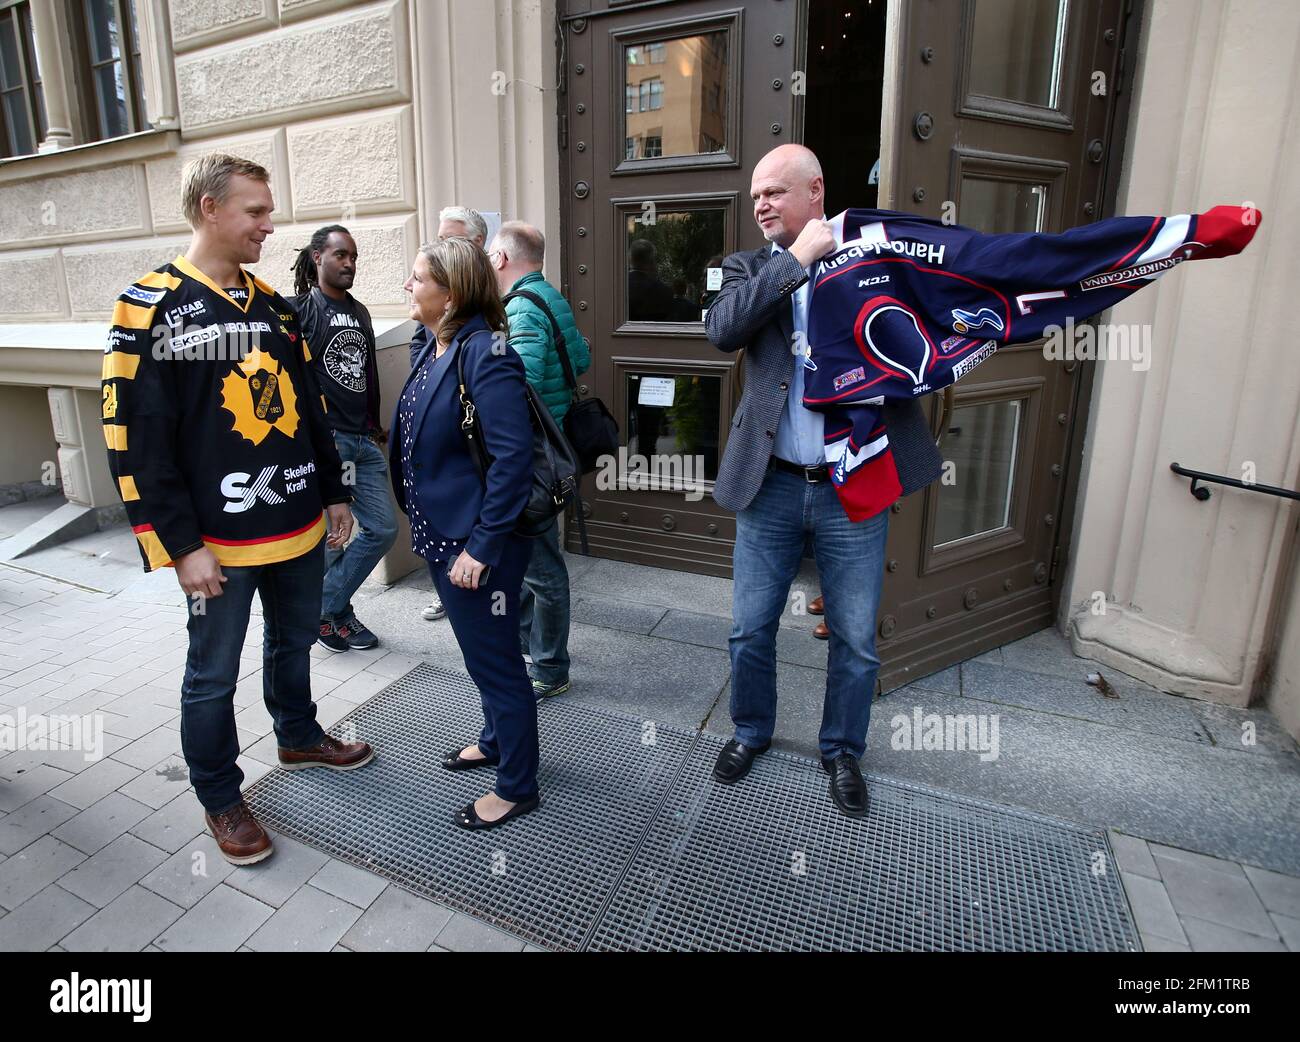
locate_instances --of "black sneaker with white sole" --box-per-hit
[317,620,351,653]
[336,612,379,650]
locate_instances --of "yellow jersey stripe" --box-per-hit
[137,270,181,290]
[103,424,128,451]
[134,528,171,570]
[172,255,255,313]
[204,515,326,567]
[111,300,156,330]
[102,351,141,381]
[118,475,140,501]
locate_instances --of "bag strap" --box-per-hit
[454,340,490,486]
[571,491,590,555]
[455,331,590,555]
[504,287,579,397]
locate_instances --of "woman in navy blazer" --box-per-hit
[390,237,540,830]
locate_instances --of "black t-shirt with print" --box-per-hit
[293,290,372,435]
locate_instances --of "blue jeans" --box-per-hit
[518,519,571,686]
[321,432,398,620]
[181,540,329,813]
[729,466,890,761]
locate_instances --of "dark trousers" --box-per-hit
[181,540,328,814]
[433,532,539,803]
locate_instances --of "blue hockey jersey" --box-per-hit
[804,205,1262,519]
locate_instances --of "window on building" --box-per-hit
[625,136,636,160]
[73,0,146,142]
[627,44,665,66]
[626,83,636,114]
[0,1,47,157]
[643,134,662,159]
[639,78,662,112]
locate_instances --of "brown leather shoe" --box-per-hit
[809,595,825,616]
[814,620,830,640]
[205,802,273,866]
[278,733,375,771]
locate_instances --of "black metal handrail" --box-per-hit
[1170,462,1300,502]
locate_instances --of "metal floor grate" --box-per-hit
[246,664,691,950]
[245,664,1141,952]
[588,736,1139,951]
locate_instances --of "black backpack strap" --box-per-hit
[503,288,578,396]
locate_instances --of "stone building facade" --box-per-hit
[0,0,1295,739]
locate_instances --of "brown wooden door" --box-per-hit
[873,0,1137,689]
[558,0,1138,690]
[558,0,801,575]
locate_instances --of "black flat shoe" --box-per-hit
[823,753,869,818]
[441,748,499,771]
[712,739,770,785]
[453,795,540,831]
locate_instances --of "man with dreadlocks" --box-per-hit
[291,225,396,653]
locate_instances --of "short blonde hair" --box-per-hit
[418,237,508,346]
[181,153,271,228]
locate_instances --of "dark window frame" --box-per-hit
[68,0,146,143]
[0,0,46,158]
[610,10,742,176]
[638,77,663,112]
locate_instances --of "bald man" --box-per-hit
[704,144,942,817]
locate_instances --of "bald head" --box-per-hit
[750,144,825,248]
[488,219,546,294]
[754,144,823,184]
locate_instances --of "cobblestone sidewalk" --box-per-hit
[0,552,1296,952]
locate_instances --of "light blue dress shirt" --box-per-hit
[770,237,825,466]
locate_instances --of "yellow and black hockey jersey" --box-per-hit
[102,255,350,572]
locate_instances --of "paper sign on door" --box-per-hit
[637,376,676,407]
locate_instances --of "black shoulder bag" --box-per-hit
[503,288,619,475]
[455,337,591,554]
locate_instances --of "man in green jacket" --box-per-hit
[489,220,591,698]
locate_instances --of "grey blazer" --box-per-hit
[705,245,944,514]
